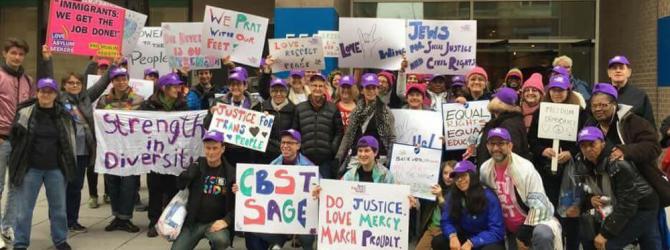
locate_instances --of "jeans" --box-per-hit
[506,224,555,250]
[14,168,68,248]
[148,172,177,227]
[105,174,139,220]
[171,222,231,250]
[66,155,88,226]
[0,141,16,232]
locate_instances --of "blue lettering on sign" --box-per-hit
[407,21,450,40]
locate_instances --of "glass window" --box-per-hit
[354,2,471,19]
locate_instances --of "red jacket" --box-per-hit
[0,67,34,138]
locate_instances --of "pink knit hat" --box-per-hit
[521,73,545,96]
[377,71,395,86]
[466,66,488,82]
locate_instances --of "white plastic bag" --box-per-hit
[156,189,189,241]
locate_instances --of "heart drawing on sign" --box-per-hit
[261,132,268,138]
[226,134,233,140]
[249,127,260,137]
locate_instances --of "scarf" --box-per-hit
[0,60,24,78]
[521,102,540,131]
[271,98,289,111]
[309,94,326,111]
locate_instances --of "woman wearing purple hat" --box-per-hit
[431,160,505,250]
[258,78,297,163]
[341,136,394,183]
[334,75,359,130]
[337,73,396,165]
[527,74,588,250]
[10,78,77,250]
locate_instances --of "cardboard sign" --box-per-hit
[389,144,442,200]
[208,103,274,152]
[47,0,125,57]
[537,102,580,141]
[162,22,221,70]
[318,179,410,250]
[82,0,147,57]
[87,74,154,100]
[317,30,340,58]
[93,110,207,176]
[442,101,491,150]
[128,27,171,80]
[269,37,325,72]
[405,20,477,75]
[338,18,406,70]
[391,109,443,150]
[202,5,269,67]
[235,164,320,235]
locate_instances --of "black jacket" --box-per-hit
[660,115,670,147]
[475,111,530,166]
[140,93,189,111]
[575,151,657,238]
[260,100,296,163]
[8,100,77,186]
[616,83,655,127]
[292,99,343,165]
[177,157,235,226]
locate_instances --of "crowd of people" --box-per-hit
[1,34,670,250]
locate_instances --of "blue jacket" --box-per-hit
[270,153,315,166]
[571,76,591,101]
[440,188,505,248]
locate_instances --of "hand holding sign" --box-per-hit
[537,102,580,172]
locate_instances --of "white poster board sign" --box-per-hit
[442,101,491,150]
[269,37,325,72]
[391,109,443,150]
[162,22,221,70]
[128,27,171,79]
[317,30,340,58]
[389,144,442,200]
[537,102,580,141]
[87,74,154,100]
[405,20,477,75]
[338,18,406,70]
[202,6,269,67]
[208,103,274,152]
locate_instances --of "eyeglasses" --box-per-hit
[280,141,298,146]
[271,89,287,94]
[486,141,508,148]
[591,103,611,110]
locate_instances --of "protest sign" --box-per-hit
[202,5,269,67]
[162,22,221,70]
[538,102,580,172]
[338,18,406,70]
[128,27,171,79]
[442,101,491,150]
[235,164,319,234]
[391,109,443,150]
[87,74,154,99]
[268,37,325,72]
[47,0,125,57]
[93,110,207,176]
[82,0,147,56]
[208,103,274,152]
[318,179,410,250]
[389,144,442,200]
[405,20,477,75]
[317,31,340,58]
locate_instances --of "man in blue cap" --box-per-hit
[606,55,655,126]
[172,131,235,250]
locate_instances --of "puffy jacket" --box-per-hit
[475,111,530,166]
[8,100,76,186]
[186,84,216,110]
[292,99,343,165]
[261,100,296,163]
[574,151,657,238]
[0,64,35,138]
[441,188,505,248]
[177,157,235,226]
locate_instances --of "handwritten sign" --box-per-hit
[338,18,406,70]
[162,22,221,70]
[269,37,325,72]
[47,0,125,57]
[235,164,319,234]
[390,109,443,150]
[442,101,491,150]
[87,74,154,100]
[538,102,580,141]
[405,20,477,75]
[202,5,269,67]
[208,103,274,152]
[93,110,207,176]
[82,0,147,57]
[389,144,441,200]
[128,27,170,79]
[318,179,410,250]
[317,31,340,58]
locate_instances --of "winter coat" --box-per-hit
[440,188,505,248]
[140,93,189,112]
[292,98,343,165]
[270,153,314,166]
[8,100,76,186]
[341,160,394,184]
[96,89,144,110]
[177,157,235,226]
[574,150,657,239]
[616,82,656,127]
[186,84,216,110]
[661,115,670,147]
[475,109,530,166]
[261,100,296,163]
[571,76,591,101]
[0,62,35,138]
[336,97,395,160]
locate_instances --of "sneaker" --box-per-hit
[104,218,120,231]
[146,227,158,238]
[88,197,99,209]
[55,242,72,250]
[1,228,14,243]
[68,223,87,233]
[103,194,111,204]
[116,220,140,233]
